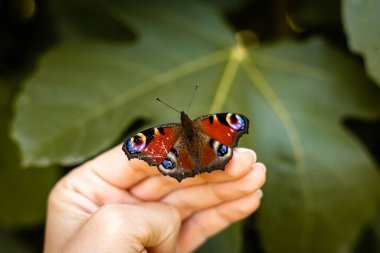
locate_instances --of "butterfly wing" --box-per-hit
[195,113,249,146]
[194,113,249,173]
[122,123,180,166]
[156,135,197,182]
[123,113,249,182]
[123,122,198,182]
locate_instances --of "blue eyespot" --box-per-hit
[127,135,146,154]
[236,116,245,130]
[127,140,139,154]
[217,144,228,156]
[162,158,176,169]
[228,114,245,131]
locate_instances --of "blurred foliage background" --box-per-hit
[1,0,380,252]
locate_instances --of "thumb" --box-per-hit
[63,203,180,253]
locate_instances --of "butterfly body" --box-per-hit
[123,112,249,182]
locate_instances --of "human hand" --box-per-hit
[44,145,266,253]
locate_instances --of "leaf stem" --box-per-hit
[210,45,246,112]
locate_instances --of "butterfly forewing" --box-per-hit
[194,113,249,146]
[122,123,180,166]
[191,113,249,175]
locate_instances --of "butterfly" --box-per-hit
[122,111,249,182]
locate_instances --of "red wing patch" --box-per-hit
[122,124,180,165]
[195,113,249,147]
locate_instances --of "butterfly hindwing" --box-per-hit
[122,123,180,166]
[198,135,233,173]
[157,136,197,182]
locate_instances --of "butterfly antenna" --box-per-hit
[156,97,181,114]
[186,84,198,114]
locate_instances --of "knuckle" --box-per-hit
[93,204,127,236]
[216,198,260,223]
[216,207,237,223]
[209,184,227,203]
[47,173,76,207]
[231,205,253,220]
[191,216,211,241]
[236,179,256,196]
[229,172,261,197]
[211,173,258,202]
[166,205,181,228]
[240,201,259,218]
[163,194,191,219]
[174,193,194,210]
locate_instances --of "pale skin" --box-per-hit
[45,145,266,253]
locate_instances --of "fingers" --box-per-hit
[62,203,181,253]
[84,144,160,189]
[130,148,257,201]
[162,162,266,219]
[59,146,260,216]
[177,190,263,253]
[55,165,139,212]
[53,144,159,210]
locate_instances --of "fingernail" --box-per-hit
[234,148,256,160]
[258,189,264,199]
[254,162,266,174]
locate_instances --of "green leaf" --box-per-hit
[247,39,380,253]
[12,1,380,252]
[50,0,135,42]
[196,222,242,253]
[342,0,380,86]
[0,78,59,227]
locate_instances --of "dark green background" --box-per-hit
[1,0,379,252]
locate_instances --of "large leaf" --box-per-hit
[0,78,59,227]
[342,0,380,86]
[12,1,380,252]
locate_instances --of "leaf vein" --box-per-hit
[242,50,313,251]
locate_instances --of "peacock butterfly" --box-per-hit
[122,90,249,182]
